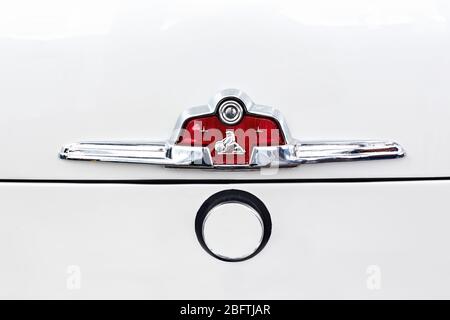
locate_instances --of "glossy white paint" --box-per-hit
[0,181,450,299]
[1,0,450,179]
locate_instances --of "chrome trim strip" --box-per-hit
[60,142,171,164]
[294,141,405,163]
[60,142,213,166]
[60,141,404,168]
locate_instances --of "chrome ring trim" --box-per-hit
[201,202,265,261]
[195,189,272,262]
[217,99,244,125]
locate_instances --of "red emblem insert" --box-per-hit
[176,114,285,165]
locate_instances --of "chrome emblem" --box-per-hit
[60,89,405,169]
[215,131,245,155]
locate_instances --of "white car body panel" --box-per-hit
[1,181,449,299]
[0,0,449,300]
[0,0,449,179]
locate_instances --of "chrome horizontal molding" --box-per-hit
[60,140,404,168]
[60,142,212,166]
[60,142,170,164]
[294,140,405,163]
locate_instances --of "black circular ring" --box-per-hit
[195,189,272,262]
